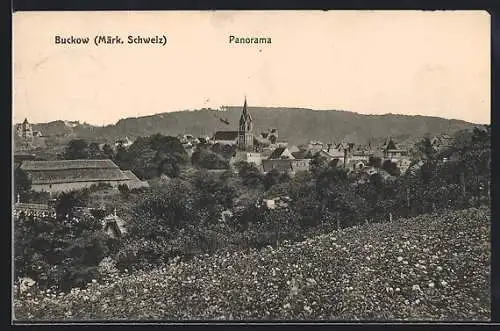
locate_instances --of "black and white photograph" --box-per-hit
[12,10,491,322]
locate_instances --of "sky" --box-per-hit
[13,10,490,125]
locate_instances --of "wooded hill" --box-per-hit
[27,107,478,146]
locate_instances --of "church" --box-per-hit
[213,97,255,151]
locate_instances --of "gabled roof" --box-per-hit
[20,159,118,171]
[123,170,140,181]
[20,159,130,185]
[15,203,52,211]
[291,150,315,159]
[122,170,150,189]
[213,131,239,141]
[383,138,397,150]
[268,147,289,159]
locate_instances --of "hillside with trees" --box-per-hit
[28,107,478,146]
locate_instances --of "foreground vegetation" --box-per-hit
[14,207,490,321]
[14,127,490,292]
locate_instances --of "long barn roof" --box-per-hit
[20,159,119,171]
[20,159,133,185]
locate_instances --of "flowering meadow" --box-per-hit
[13,207,490,321]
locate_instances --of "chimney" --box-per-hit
[327,143,332,152]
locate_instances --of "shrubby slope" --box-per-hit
[14,207,490,321]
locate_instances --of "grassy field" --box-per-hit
[13,207,490,321]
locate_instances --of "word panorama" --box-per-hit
[229,35,272,44]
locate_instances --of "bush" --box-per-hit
[14,211,112,292]
[118,184,130,197]
[192,148,229,170]
[13,208,490,321]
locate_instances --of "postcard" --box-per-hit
[12,10,491,322]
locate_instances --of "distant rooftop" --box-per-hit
[213,131,239,141]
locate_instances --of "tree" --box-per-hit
[211,143,237,159]
[102,144,114,159]
[310,154,330,177]
[149,134,188,164]
[130,180,197,237]
[63,139,89,159]
[14,167,31,200]
[415,137,435,160]
[263,169,281,190]
[159,155,181,178]
[88,142,103,159]
[118,184,130,198]
[382,160,401,177]
[15,206,112,291]
[368,156,382,168]
[191,170,236,223]
[114,134,188,180]
[55,190,89,220]
[192,147,229,169]
[114,142,129,167]
[236,161,263,188]
[419,161,437,184]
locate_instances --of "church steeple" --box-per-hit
[239,96,253,132]
[238,97,254,151]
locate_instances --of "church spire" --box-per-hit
[239,96,252,132]
[238,96,254,151]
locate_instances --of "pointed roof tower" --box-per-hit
[384,136,397,150]
[239,96,253,132]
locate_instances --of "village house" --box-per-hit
[262,147,311,174]
[267,147,295,160]
[431,134,454,152]
[15,118,34,141]
[349,159,367,171]
[287,145,300,154]
[14,118,47,152]
[103,209,127,239]
[13,202,56,219]
[350,150,371,162]
[230,151,263,168]
[197,136,212,145]
[396,158,412,174]
[212,131,240,146]
[382,137,409,160]
[328,143,349,158]
[20,159,149,194]
[307,141,325,154]
[385,148,409,159]
[115,136,134,149]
